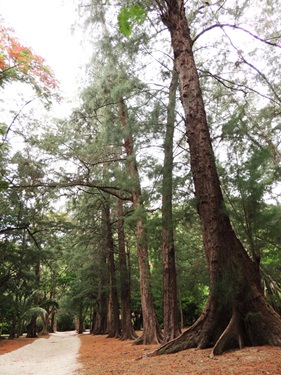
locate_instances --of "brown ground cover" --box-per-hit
[78,332,281,375]
[0,336,36,354]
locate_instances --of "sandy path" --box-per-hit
[0,331,81,375]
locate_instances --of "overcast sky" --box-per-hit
[0,0,86,98]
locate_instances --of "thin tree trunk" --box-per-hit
[162,68,181,343]
[119,99,163,345]
[78,303,85,334]
[27,234,42,337]
[50,311,56,333]
[92,259,108,335]
[153,0,281,356]
[178,289,184,330]
[49,285,57,333]
[104,198,120,338]
[117,198,138,340]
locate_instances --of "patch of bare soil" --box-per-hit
[78,332,281,375]
[0,336,36,355]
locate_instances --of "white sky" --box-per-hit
[0,0,86,101]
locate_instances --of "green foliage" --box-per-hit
[181,293,207,326]
[23,306,47,321]
[118,5,147,36]
[56,312,75,331]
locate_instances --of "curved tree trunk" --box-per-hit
[117,198,138,340]
[39,311,49,336]
[153,0,281,356]
[119,99,163,345]
[162,68,181,343]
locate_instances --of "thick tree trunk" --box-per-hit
[119,99,163,345]
[117,198,138,340]
[153,0,281,356]
[26,316,38,338]
[162,68,181,343]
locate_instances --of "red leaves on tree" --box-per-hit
[0,23,59,103]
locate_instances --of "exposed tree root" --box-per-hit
[106,331,120,339]
[149,295,281,357]
[151,320,203,355]
[133,326,163,345]
[120,330,139,341]
[150,298,219,356]
[211,308,244,357]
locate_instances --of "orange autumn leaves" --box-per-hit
[0,23,59,103]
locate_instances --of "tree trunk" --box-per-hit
[39,311,49,336]
[49,285,57,333]
[162,68,181,343]
[119,99,163,344]
[178,289,184,330]
[104,198,120,338]
[117,198,138,340]
[9,319,16,339]
[27,238,41,338]
[50,312,56,333]
[92,269,108,335]
[26,316,38,338]
[153,0,281,356]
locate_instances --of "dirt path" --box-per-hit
[0,331,81,375]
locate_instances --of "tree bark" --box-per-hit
[39,311,49,336]
[103,198,120,338]
[77,303,85,334]
[153,0,281,356]
[26,316,38,338]
[119,99,163,344]
[117,198,138,340]
[162,68,181,343]
[92,259,108,335]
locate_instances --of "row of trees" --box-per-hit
[1,0,281,356]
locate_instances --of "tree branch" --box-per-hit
[193,23,281,48]
[199,69,280,104]
[0,223,30,234]
[1,99,35,145]
[8,179,132,201]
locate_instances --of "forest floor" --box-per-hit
[1,331,281,374]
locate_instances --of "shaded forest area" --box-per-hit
[1,0,281,358]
